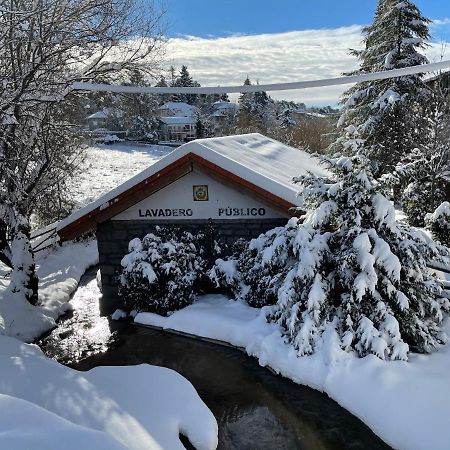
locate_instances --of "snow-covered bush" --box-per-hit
[118,227,206,315]
[427,202,450,247]
[209,231,296,308]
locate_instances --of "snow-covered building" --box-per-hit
[158,102,198,118]
[159,116,197,143]
[85,108,127,140]
[212,100,237,121]
[156,102,199,143]
[86,110,108,130]
[56,133,328,314]
[291,107,327,122]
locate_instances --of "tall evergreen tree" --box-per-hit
[172,65,200,104]
[217,127,449,360]
[237,76,255,131]
[335,0,431,177]
[120,70,159,138]
[155,75,170,104]
[237,77,274,133]
[387,75,450,226]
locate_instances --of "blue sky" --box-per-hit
[165,0,450,40]
[161,1,450,105]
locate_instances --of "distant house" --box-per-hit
[156,102,199,143]
[291,107,326,123]
[212,100,237,121]
[159,116,196,143]
[86,111,108,130]
[85,108,127,141]
[158,102,198,118]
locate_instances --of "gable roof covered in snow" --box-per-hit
[213,100,237,110]
[158,102,197,117]
[160,116,195,125]
[57,133,329,241]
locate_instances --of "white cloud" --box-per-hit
[165,24,449,106]
[431,18,450,27]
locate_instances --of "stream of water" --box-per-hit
[39,269,392,450]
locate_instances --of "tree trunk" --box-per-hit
[0,220,13,268]
[8,217,39,306]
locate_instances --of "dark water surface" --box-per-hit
[40,270,392,450]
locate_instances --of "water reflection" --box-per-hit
[39,269,392,450]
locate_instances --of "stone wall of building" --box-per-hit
[97,218,287,315]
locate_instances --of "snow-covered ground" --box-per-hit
[135,295,450,450]
[70,142,173,208]
[0,240,98,341]
[0,142,172,342]
[0,336,217,450]
[0,235,218,450]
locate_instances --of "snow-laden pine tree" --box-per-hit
[336,0,431,177]
[427,202,450,247]
[171,65,201,105]
[120,70,160,139]
[237,77,255,131]
[215,127,449,361]
[389,80,450,226]
[237,77,275,133]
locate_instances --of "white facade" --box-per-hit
[113,170,287,221]
[159,116,197,143]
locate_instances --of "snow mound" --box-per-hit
[0,336,218,450]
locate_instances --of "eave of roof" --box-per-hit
[57,133,329,240]
[57,152,297,241]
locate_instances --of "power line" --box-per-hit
[72,60,450,95]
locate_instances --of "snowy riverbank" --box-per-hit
[0,240,98,341]
[135,295,450,450]
[0,336,217,450]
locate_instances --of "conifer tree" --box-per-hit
[237,77,274,133]
[335,0,431,177]
[237,76,254,131]
[217,127,449,360]
[391,79,450,226]
[120,70,159,138]
[172,65,200,104]
[155,75,171,104]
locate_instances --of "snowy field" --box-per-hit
[135,295,450,450]
[70,142,173,208]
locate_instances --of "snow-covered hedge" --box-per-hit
[118,228,205,314]
[119,226,223,314]
[427,202,450,247]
